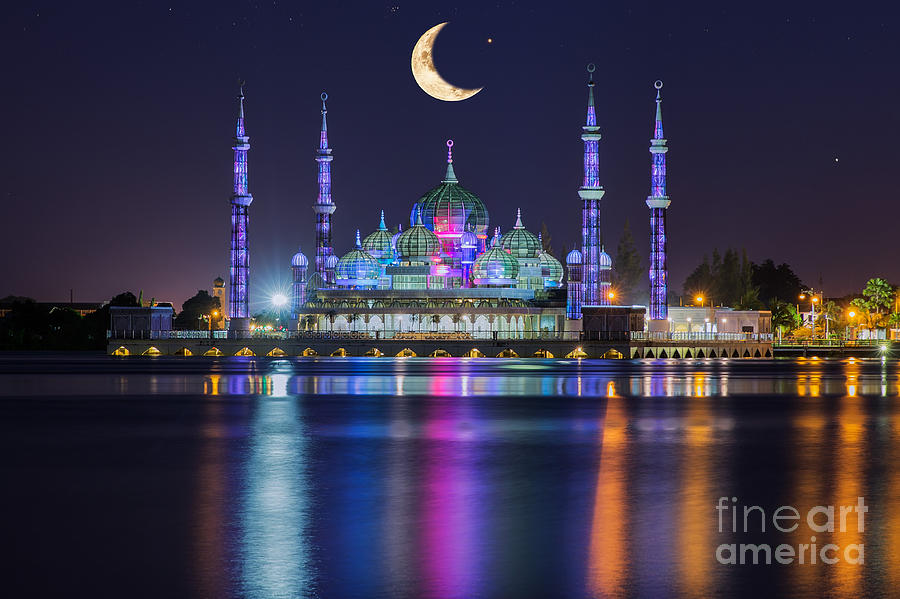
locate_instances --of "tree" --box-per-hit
[752,259,804,308]
[771,299,800,334]
[683,247,760,308]
[684,256,714,300]
[613,219,643,303]
[174,290,220,330]
[850,278,895,329]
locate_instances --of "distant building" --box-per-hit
[211,277,227,330]
[109,306,175,337]
[0,300,103,319]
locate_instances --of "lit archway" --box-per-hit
[174,347,192,356]
[533,349,554,358]
[301,347,318,357]
[429,349,452,357]
[203,347,224,356]
[601,349,623,359]
[365,347,384,357]
[463,348,484,358]
[142,346,162,356]
[112,346,130,356]
[566,347,588,359]
[267,347,287,357]
[331,347,348,357]
[396,348,417,357]
[497,348,519,358]
[235,347,255,356]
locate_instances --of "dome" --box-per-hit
[414,141,489,237]
[397,210,441,260]
[213,276,225,287]
[566,249,583,265]
[473,237,519,284]
[335,230,380,284]
[500,209,541,259]
[599,246,612,268]
[459,228,478,248]
[539,251,564,285]
[362,211,393,258]
[325,254,339,269]
[291,247,308,267]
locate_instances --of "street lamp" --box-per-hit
[608,290,615,301]
[695,295,704,307]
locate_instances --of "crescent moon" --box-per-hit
[411,22,483,102]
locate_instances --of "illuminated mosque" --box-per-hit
[226,66,663,341]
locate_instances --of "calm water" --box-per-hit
[1,353,898,598]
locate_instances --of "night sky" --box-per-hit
[2,1,897,309]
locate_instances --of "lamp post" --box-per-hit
[696,295,704,307]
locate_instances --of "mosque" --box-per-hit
[279,73,615,341]
[108,67,773,358]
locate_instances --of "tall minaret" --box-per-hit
[647,80,671,331]
[313,92,336,287]
[579,63,604,306]
[229,83,253,333]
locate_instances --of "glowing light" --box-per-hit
[848,311,856,318]
[695,296,703,304]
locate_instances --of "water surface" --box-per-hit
[1,354,897,598]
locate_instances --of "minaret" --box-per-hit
[647,80,671,331]
[229,84,253,333]
[579,63,604,307]
[313,92,336,287]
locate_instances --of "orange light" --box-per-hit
[799,294,805,300]
[811,297,819,303]
[848,311,856,318]
[608,291,615,299]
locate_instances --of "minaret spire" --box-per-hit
[313,91,336,287]
[229,81,253,333]
[578,63,605,309]
[443,139,458,183]
[647,80,671,328]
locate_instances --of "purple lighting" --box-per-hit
[578,63,604,310]
[646,80,670,322]
[229,84,253,331]
[313,92,336,287]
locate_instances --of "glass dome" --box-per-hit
[362,211,393,258]
[473,238,519,284]
[413,142,489,237]
[539,251,564,285]
[291,247,308,267]
[500,209,541,259]
[335,231,380,283]
[397,211,441,259]
[599,246,613,269]
[566,249,583,264]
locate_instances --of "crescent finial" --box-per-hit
[446,139,453,163]
[654,80,663,90]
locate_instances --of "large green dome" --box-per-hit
[397,211,441,260]
[473,236,519,285]
[413,142,489,237]
[500,209,541,259]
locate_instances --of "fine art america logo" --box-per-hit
[715,497,867,565]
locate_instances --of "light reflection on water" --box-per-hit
[3,356,900,598]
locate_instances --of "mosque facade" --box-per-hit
[282,69,622,341]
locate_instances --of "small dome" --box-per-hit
[473,237,519,284]
[335,231,380,283]
[213,276,225,287]
[539,251,564,285]
[397,211,441,259]
[500,209,541,259]
[325,254,339,269]
[460,229,478,248]
[291,247,308,267]
[362,211,393,257]
[599,247,612,269]
[566,249,583,264]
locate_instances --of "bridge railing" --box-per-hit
[630,331,774,342]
